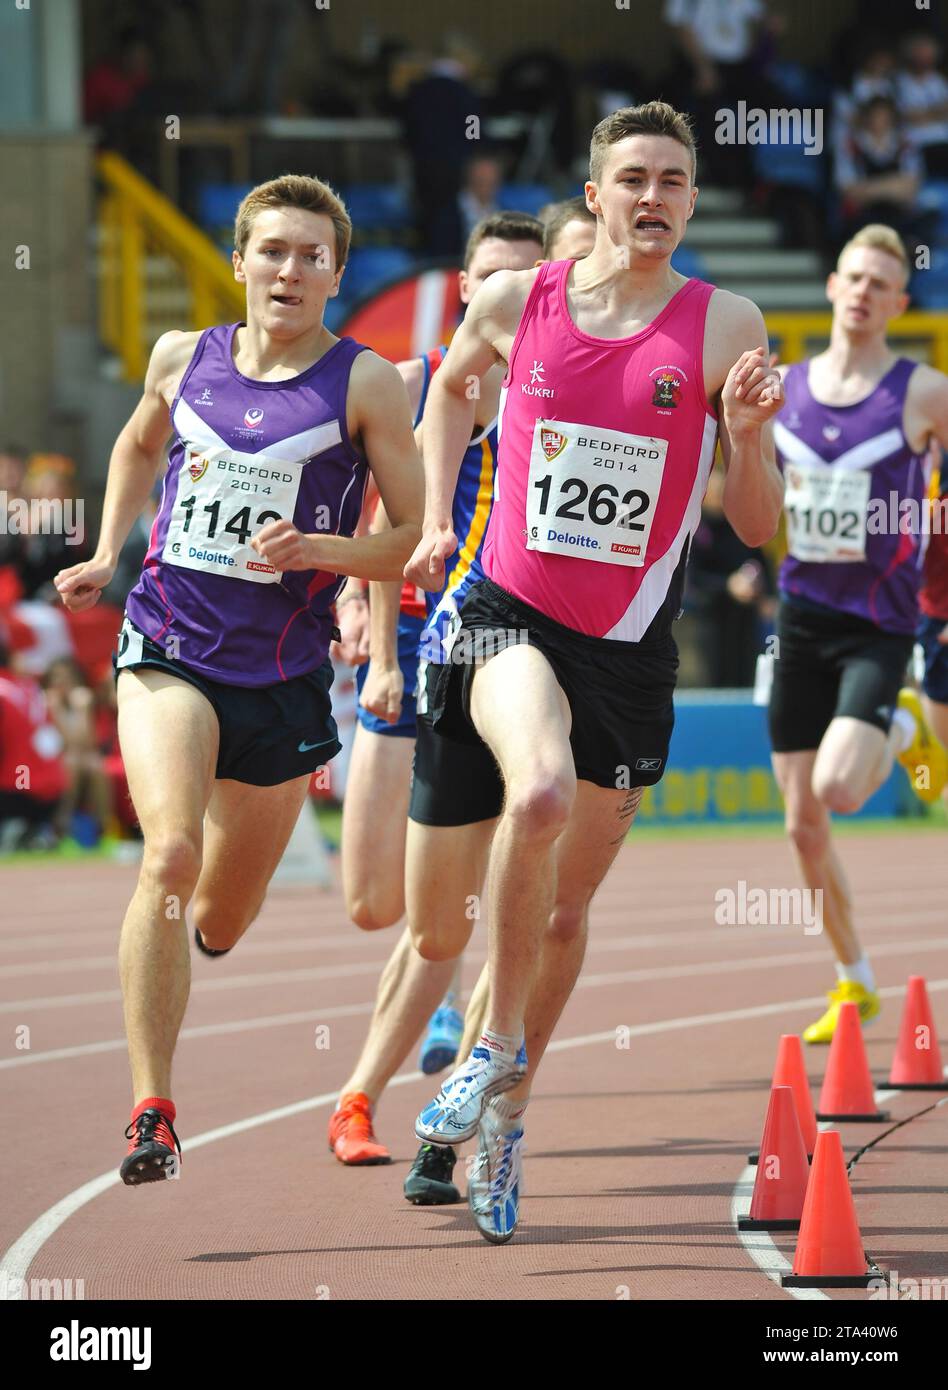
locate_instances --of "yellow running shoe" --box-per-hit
[803,980,881,1044]
[895,688,948,804]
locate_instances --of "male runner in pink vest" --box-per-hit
[404,102,784,1242]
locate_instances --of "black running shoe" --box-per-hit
[194,927,231,958]
[120,1107,182,1185]
[403,1142,461,1205]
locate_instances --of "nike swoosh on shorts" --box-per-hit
[298,738,335,753]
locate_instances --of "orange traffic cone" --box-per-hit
[887,977,948,1090]
[782,1130,873,1287]
[739,1086,809,1230]
[816,1001,890,1122]
[749,1034,818,1163]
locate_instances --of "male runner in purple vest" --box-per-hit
[55,175,423,1183]
[769,224,948,1043]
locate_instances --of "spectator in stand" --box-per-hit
[83,28,154,132]
[400,39,485,258]
[0,445,28,583]
[42,658,112,842]
[0,624,67,851]
[896,32,948,178]
[835,96,935,256]
[687,465,775,688]
[16,454,89,600]
[663,0,771,187]
[458,154,503,241]
[832,40,899,170]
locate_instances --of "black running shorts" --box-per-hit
[768,597,914,754]
[427,577,677,789]
[114,614,340,787]
[409,661,504,826]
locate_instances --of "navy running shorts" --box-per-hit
[114,613,340,786]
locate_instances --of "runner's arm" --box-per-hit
[366,500,401,670]
[419,273,509,528]
[404,270,517,589]
[54,331,196,610]
[709,294,785,547]
[256,353,424,580]
[911,365,948,452]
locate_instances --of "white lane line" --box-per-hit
[579,937,948,989]
[0,1002,375,1069]
[5,960,948,1072]
[4,882,942,952]
[4,904,945,979]
[5,926,947,1019]
[7,989,945,1297]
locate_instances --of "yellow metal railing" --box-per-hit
[97,151,244,382]
[766,312,948,373]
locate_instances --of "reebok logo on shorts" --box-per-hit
[636,758,663,771]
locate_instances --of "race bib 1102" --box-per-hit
[784,463,870,564]
[161,445,305,583]
[525,418,668,567]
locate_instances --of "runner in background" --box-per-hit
[768,224,948,1044]
[915,449,948,773]
[538,194,598,261]
[328,214,545,1177]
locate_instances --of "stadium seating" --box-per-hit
[671,244,707,279]
[496,183,553,217]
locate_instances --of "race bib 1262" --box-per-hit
[161,445,305,584]
[525,419,668,567]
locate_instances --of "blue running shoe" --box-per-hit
[415,1041,527,1146]
[468,1111,524,1245]
[418,1004,465,1075]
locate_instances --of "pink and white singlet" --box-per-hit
[482,258,719,641]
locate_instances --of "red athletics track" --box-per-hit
[2,827,946,1302]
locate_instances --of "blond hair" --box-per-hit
[234,174,351,268]
[837,224,909,286]
[589,101,697,185]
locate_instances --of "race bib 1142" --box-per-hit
[525,418,668,567]
[161,445,306,584]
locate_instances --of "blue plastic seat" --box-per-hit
[671,245,706,278]
[496,184,553,217]
[338,184,411,232]
[752,141,825,195]
[342,246,415,301]
[197,183,254,234]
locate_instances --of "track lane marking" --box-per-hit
[4,983,947,1296]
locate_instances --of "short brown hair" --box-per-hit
[837,223,909,286]
[589,101,697,185]
[234,174,352,268]
[463,210,544,272]
[539,195,596,258]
